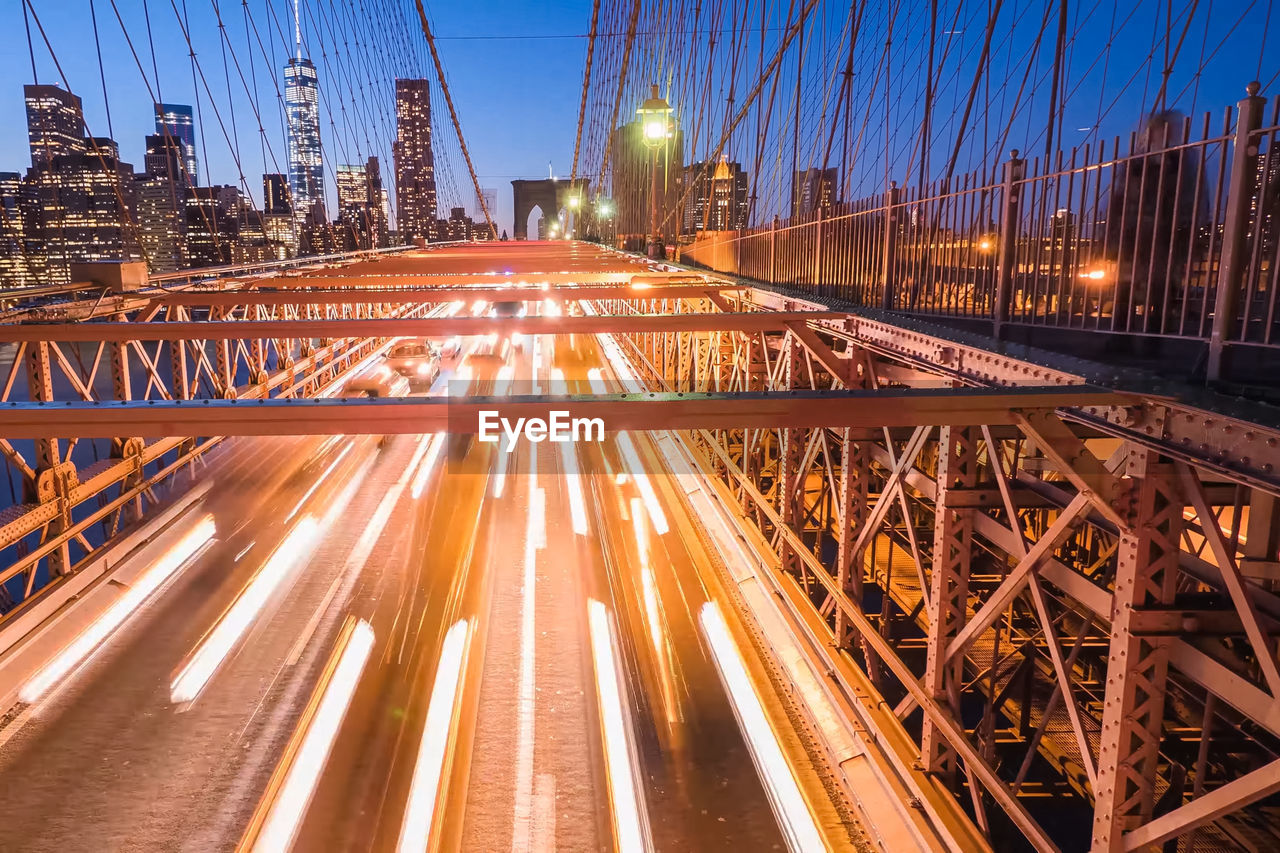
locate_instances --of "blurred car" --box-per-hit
[437,336,462,359]
[490,300,523,318]
[384,340,441,389]
[341,363,411,399]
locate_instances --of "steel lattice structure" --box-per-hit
[593,282,1280,851]
[0,244,1278,850]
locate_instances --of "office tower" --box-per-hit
[791,167,838,218]
[365,156,389,246]
[262,173,296,257]
[154,103,199,184]
[682,156,749,234]
[0,173,45,287]
[284,57,324,220]
[23,85,140,283]
[609,119,683,248]
[336,164,369,221]
[393,78,437,241]
[184,186,232,267]
[25,85,86,169]
[263,173,292,215]
[136,134,189,273]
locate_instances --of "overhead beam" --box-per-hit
[0,387,1129,438]
[0,312,846,342]
[248,271,718,288]
[155,283,743,308]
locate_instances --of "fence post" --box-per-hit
[1208,82,1266,382]
[993,150,1026,340]
[880,182,900,310]
[813,207,825,293]
[770,216,780,282]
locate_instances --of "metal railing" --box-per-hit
[681,86,1279,382]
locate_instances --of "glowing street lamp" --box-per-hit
[636,84,674,260]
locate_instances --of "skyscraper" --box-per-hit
[263,173,292,215]
[262,173,296,257]
[0,172,44,287]
[336,164,369,219]
[136,134,189,273]
[365,156,389,246]
[154,103,199,184]
[393,78,437,241]
[284,57,324,222]
[792,167,838,218]
[23,85,140,282]
[25,85,85,169]
[682,157,749,234]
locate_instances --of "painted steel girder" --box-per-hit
[0,312,847,343]
[0,387,1130,438]
[155,283,741,309]
[244,271,710,288]
[745,287,1280,496]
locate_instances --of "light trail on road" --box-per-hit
[0,244,861,853]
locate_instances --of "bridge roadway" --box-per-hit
[0,313,862,849]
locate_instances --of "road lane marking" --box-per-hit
[512,450,542,852]
[616,433,669,535]
[171,518,321,705]
[699,602,827,853]
[244,618,376,852]
[284,435,431,669]
[533,773,557,853]
[397,618,473,853]
[586,599,652,853]
[410,434,447,499]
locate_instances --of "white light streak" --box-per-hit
[512,478,544,850]
[396,619,472,853]
[491,361,512,394]
[410,434,447,500]
[252,619,376,852]
[587,599,652,853]
[20,516,216,705]
[698,603,826,853]
[170,517,320,704]
[287,441,354,520]
[587,368,607,395]
[452,366,473,398]
[559,440,589,536]
[617,433,669,535]
[470,299,488,316]
[551,367,568,396]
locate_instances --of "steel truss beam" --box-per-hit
[600,296,1280,851]
[0,387,1126,438]
[156,284,742,308]
[0,312,847,343]
[244,271,715,288]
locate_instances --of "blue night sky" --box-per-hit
[0,1,592,237]
[1,2,1275,235]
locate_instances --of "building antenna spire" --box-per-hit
[293,0,302,62]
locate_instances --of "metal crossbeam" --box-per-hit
[0,387,1128,437]
[0,312,846,342]
[246,271,715,287]
[156,283,741,307]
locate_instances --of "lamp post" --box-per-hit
[596,198,614,245]
[637,84,673,260]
